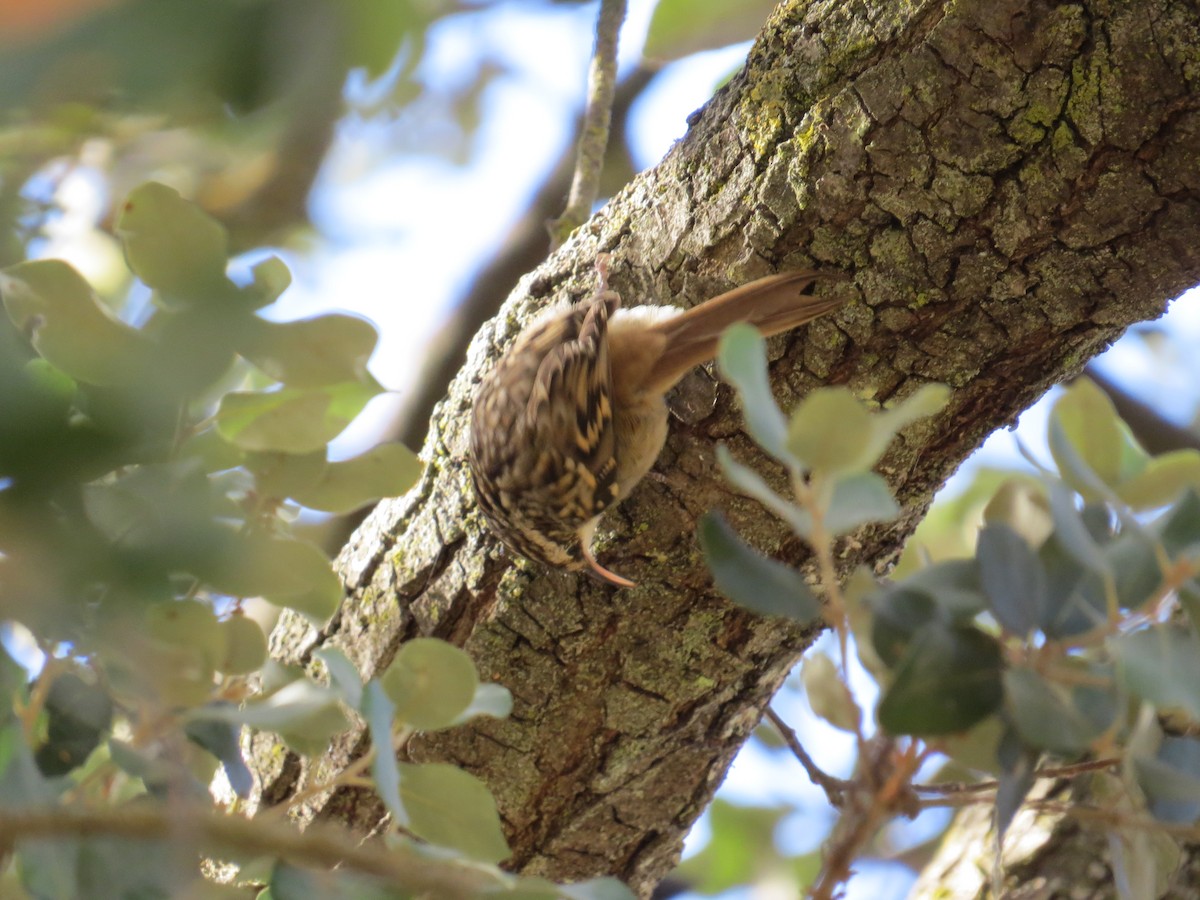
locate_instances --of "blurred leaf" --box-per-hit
[715,445,813,537]
[878,622,1003,736]
[1049,379,1147,499]
[215,613,268,676]
[800,652,860,733]
[786,387,874,474]
[940,715,1006,776]
[983,478,1053,548]
[362,680,407,827]
[215,380,380,453]
[145,599,226,673]
[995,737,1037,840]
[241,256,292,310]
[314,647,363,711]
[717,323,789,463]
[238,313,378,388]
[191,679,347,756]
[1155,489,1200,560]
[1003,667,1100,755]
[245,449,330,499]
[116,182,234,305]
[397,762,510,863]
[824,471,899,534]
[977,523,1048,637]
[1114,627,1200,721]
[452,683,514,726]
[645,0,780,61]
[1117,450,1200,510]
[202,532,342,621]
[289,443,423,514]
[698,512,820,623]
[1046,483,1111,576]
[34,672,113,777]
[672,800,794,894]
[184,711,253,798]
[381,639,479,732]
[1,259,151,385]
[1135,736,1200,824]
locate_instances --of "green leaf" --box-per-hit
[698,513,821,623]
[238,313,379,388]
[396,762,510,863]
[1003,667,1101,754]
[245,449,330,499]
[824,471,899,534]
[362,681,407,827]
[977,523,1048,637]
[313,647,362,710]
[452,683,514,726]
[184,712,253,798]
[215,380,380,453]
[891,559,987,619]
[983,478,1053,548]
[1135,736,1200,824]
[715,445,813,537]
[1049,379,1147,498]
[381,639,480,732]
[644,0,780,61]
[290,443,423,514]
[717,324,790,463]
[786,387,874,474]
[242,256,292,310]
[1155,489,1200,560]
[1117,450,1200,510]
[190,680,347,756]
[1047,483,1111,576]
[202,532,342,622]
[1,259,151,385]
[877,622,1004,736]
[116,182,234,305]
[1114,627,1200,721]
[800,652,861,733]
[672,800,798,895]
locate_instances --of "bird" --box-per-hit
[469,257,846,587]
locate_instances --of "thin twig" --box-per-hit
[912,756,1120,796]
[547,0,627,247]
[765,707,850,807]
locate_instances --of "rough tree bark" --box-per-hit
[250,0,1200,895]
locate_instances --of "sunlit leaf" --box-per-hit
[397,762,510,863]
[786,387,874,474]
[1,259,151,384]
[645,0,780,61]
[1049,379,1147,498]
[381,639,479,732]
[216,380,380,453]
[116,182,235,305]
[238,313,379,388]
[202,532,342,622]
[289,443,422,514]
[698,512,820,623]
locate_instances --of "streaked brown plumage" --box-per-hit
[469,259,845,586]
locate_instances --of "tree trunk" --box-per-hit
[251,0,1200,895]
